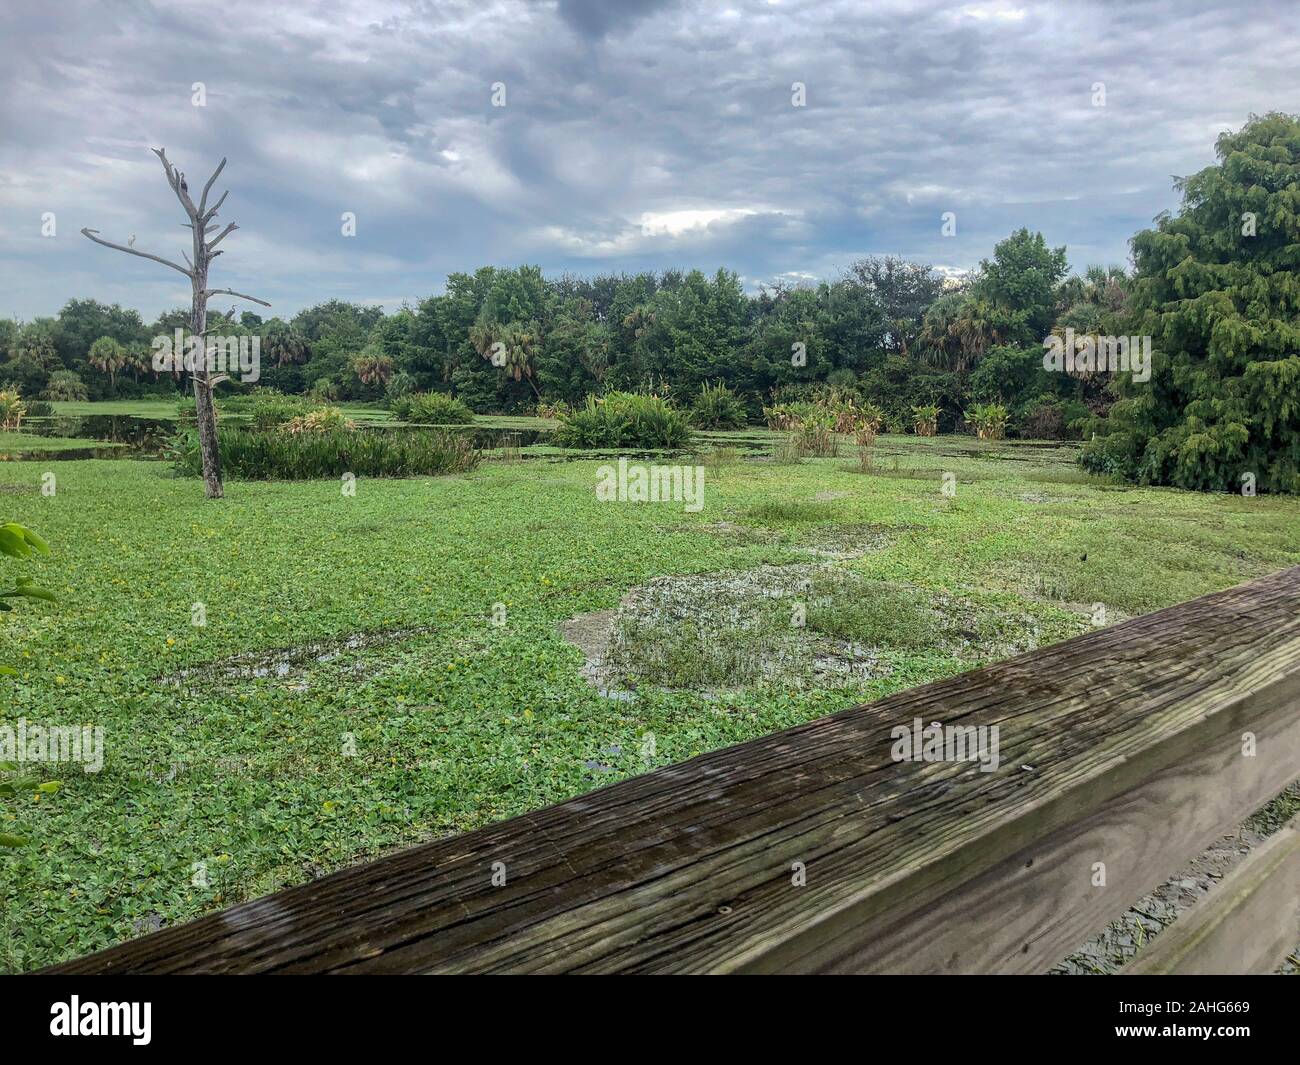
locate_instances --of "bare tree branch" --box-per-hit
[207,223,238,251]
[203,190,229,221]
[80,228,193,278]
[153,147,199,217]
[152,147,179,191]
[199,157,226,216]
[204,287,271,307]
[181,249,194,271]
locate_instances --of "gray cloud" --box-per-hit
[0,0,1296,321]
[554,0,681,39]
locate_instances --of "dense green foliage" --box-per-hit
[966,402,1010,440]
[554,392,691,450]
[172,427,480,480]
[239,391,314,431]
[1083,113,1300,492]
[390,391,475,425]
[688,381,748,429]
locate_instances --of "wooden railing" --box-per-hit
[46,566,1300,974]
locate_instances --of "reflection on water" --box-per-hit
[23,415,174,453]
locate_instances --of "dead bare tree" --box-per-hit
[82,149,269,498]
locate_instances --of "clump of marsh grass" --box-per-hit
[172,426,480,480]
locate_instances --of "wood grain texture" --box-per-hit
[43,566,1300,975]
[1124,815,1300,975]
[811,699,1300,973]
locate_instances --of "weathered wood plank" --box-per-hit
[1124,815,1300,975]
[44,566,1300,974]
[808,701,1300,973]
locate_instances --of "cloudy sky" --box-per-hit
[0,0,1296,322]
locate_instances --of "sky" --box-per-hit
[0,0,1296,323]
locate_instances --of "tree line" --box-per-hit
[3,113,1297,490]
[1,225,1124,440]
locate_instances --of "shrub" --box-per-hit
[794,408,838,457]
[0,389,27,431]
[763,401,817,430]
[173,427,480,480]
[689,381,747,429]
[966,402,1009,441]
[912,404,941,437]
[281,407,357,434]
[823,387,862,433]
[391,391,475,425]
[1019,395,1091,440]
[384,372,416,404]
[555,392,691,449]
[219,387,287,412]
[307,378,341,404]
[535,399,572,420]
[853,402,885,447]
[41,371,89,403]
[246,392,313,430]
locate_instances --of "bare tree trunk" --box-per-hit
[81,148,269,500]
[190,270,223,498]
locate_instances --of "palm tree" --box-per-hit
[87,336,126,394]
[352,352,394,387]
[917,291,968,372]
[471,319,543,398]
[947,297,1003,372]
[265,324,308,367]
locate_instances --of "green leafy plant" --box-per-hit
[0,389,27,431]
[390,392,475,426]
[555,392,691,449]
[40,371,89,403]
[689,381,747,429]
[534,399,572,420]
[384,372,416,404]
[0,523,53,612]
[853,402,885,446]
[794,408,838,457]
[966,402,1010,440]
[912,404,941,437]
[763,401,818,431]
[280,407,357,434]
[245,392,313,431]
[172,427,479,480]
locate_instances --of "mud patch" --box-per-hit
[561,565,1041,696]
[557,609,633,699]
[158,626,434,690]
[792,523,904,560]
